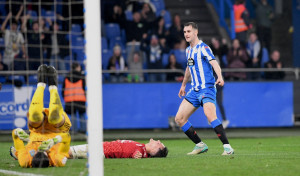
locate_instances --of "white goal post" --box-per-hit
[84,0,103,175]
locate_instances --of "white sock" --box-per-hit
[70,144,88,159]
[223,144,231,148]
[49,85,57,91]
[37,83,46,88]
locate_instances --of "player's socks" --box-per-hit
[211,118,229,144]
[181,121,201,144]
[48,87,64,125]
[28,86,45,123]
[70,144,88,159]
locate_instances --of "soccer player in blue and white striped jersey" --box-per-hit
[174,22,234,155]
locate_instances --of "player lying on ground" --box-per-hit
[12,138,168,160]
[68,139,168,159]
[10,64,72,168]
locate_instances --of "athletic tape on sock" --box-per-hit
[211,118,221,128]
[181,121,192,132]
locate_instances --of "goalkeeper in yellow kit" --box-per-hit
[11,64,72,168]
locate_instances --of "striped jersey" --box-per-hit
[186,40,215,90]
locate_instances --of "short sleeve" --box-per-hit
[201,44,215,61]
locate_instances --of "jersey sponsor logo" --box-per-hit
[187,58,195,66]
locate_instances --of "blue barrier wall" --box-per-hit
[103,82,293,129]
[0,82,294,130]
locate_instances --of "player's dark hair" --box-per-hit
[184,22,198,30]
[32,151,50,168]
[151,147,169,158]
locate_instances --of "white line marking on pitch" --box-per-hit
[0,169,46,176]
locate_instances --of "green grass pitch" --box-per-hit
[0,137,300,176]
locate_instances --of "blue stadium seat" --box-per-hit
[109,37,125,50]
[8,75,25,84]
[151,0,166,16]
[163,10,172,29]
[121,29,127,44]
[222,55,228,67]
[162,53,170,67]
[27,10,38,20]
[261,47,269,68]
[72,36,84,47]
[0,37,4,55]
[171,49,186,68]
[102,37,108,50]
[125,10,133,21]
[64,55,73,71]
[0,76,6,83]
[102,49,113,81]
[28,75,38,84]
[71,24,81,33]
[45,10,55,20]
[102,49,113,70]
[56,0,63,15]
[105,23,121,39]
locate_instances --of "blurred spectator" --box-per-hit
[125,12,147,43]
[25,21,45,70]
[151,17,168,39]
[210,37,228,68]
[140,34,168,82]
[140,3,156,25]
[62,62,86,133]
[251,0,274,52]
[226,39,249,80]
[264,50,285,80]
[246,32,261,79]
[1,12,26,70]
[233,0,251,46]
[168,14,184,49]
[106,4,127,30]
[128,51,144,82]
[107,45,128,82]
[165,54,184,82]
[47,20,69,70]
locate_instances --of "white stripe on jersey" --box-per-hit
[201,45,214,61]
[188,47,194,87]
[197,45,206,89]
[191,48,200,90]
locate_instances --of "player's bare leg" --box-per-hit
[203,102,234,155]
[175,99,208,155]
[28,65,47,128]
[48,66,65,126]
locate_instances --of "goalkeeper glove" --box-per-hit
[14,128,29,142]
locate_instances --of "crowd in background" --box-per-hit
[0,0,286,85]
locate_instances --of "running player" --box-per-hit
[10,64,72,167]
[69,139,168,159]
[175,22,234,155]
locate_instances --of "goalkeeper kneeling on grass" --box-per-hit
[10,64,72,168]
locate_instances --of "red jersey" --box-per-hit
[103,140,149,158]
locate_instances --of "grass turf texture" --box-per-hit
[0,137,299,176]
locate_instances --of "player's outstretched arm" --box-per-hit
[178,67,191,98]
[210,60,224,86]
